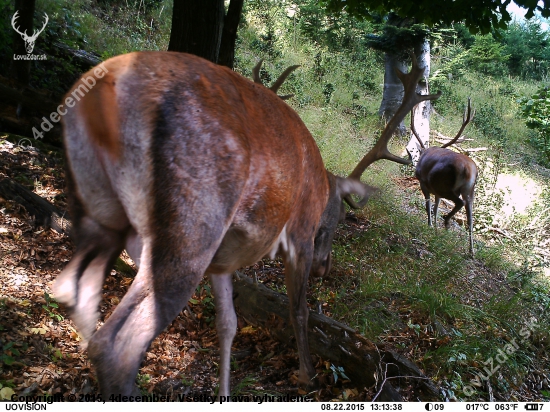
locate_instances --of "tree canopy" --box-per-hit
[320,0,550,33]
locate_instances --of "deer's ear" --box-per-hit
[336,177,379,209]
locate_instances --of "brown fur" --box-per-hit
[78,73,121,157]
[55,52,373,397]
[415,147,478,254]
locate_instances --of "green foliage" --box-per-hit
[502,20,550,80]
[320,0,550,34]
[231,375,258,396]
[519,86,550,163]
[322,82,335,103]
[193,283,216,326]
[0,342,20,367]
[453,23,476,48]
[431,43,468,84]
[329,364,349,383]
[42,292,63,322]
[473,103,508,143]
[136,373,151,395]
[467,34,509,76]
[366,22,430,55]
[4,0,548,400]
[47,344,64,363]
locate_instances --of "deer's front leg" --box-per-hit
[283,252,315,388]
[209,273,237,398]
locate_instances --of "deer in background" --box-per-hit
[53,51,439,398]
[411,99,477,255]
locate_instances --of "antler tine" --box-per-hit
[11,11,26,36]
[252,59,263,84]
[410,107,426,150]
[33,13,49,38]
[270,65,300,93]
[252,60,298,100]
[441,97,474,149]
[348,53,441,180]
[279,94,295,100]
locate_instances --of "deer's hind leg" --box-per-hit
[53,179,128,344]
[53,218,127,343]
[442,192,464,229]
[463,187,475,256]
[86,228,225,397]
[419,182,433,226]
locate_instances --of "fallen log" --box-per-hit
[232,271,441,401]
[53,42,103,68]
[0,178,71,235]
[0,83,59,114]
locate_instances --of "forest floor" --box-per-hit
[0,134,548,402]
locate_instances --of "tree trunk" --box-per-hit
[168,0,225,63]
[0,178,71,235]
[10,0,36,86]
[378,52,408,136]
[218,0,243,69]
[406,38,432,165]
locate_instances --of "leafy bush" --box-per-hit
[519,86,550,163]
[473,103,507,144]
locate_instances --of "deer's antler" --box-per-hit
[252,59,299,100]
[348,53,441,181]
[440,98,475,148]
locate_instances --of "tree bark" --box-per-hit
[378,52,408,136]
[406,38,432,165]
[10,0,36,86]
[0,178,71,235]
[168,0,225,64]
[233,271,441,401]
[218,0,244,69]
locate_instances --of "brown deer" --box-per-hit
[411,99,477,255]
[53,51,439,398]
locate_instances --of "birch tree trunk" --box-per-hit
[378,52,408,136]
[406,38,432,165]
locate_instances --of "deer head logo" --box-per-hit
[12,11,49,54]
